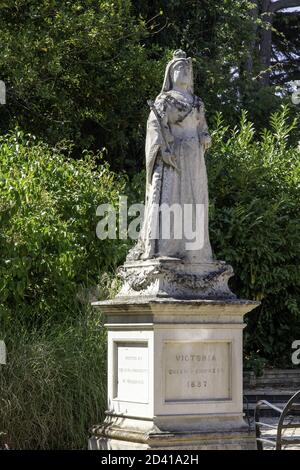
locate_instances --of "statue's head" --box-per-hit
[161,50,193,94]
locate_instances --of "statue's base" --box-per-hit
[89,297,259,451]
[117,258,236,300]
[89,417,256,450]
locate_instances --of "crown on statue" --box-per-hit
[173,49,187,59]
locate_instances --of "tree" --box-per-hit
[0,1,299,172]
[133,1,267,123]
[272,9,300,84]
[0,0,165,171]
[258,0,300,86]
[133,1,300,134]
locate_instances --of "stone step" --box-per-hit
[249,369,300,375]
[244,403,291,418]
[243,389,299,417]
[244,389,298,399]
[244,369,300,389]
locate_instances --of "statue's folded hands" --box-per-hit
[160,147,179,171]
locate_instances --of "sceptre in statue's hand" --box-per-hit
[129,49,213,262]
[147,99,180,172]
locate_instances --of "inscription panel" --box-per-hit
[114,342,149,403]
[164,341,231,402]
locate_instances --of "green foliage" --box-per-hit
[2,1,298,174]
[0,130,127,448]
[0,0,299,449]
[207,106,300,366]
[0,129,128,327]
[0,306,106,449]
[0,0,165,171]
[132,0,294,133]
[127,106,300,367]
[243,351,268,377]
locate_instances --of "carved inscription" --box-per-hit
[115,342,149,403]
[165,342,231,402]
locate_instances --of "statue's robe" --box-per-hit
[128,90,213,264]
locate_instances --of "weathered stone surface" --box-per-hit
[95,296,258,323]
[117,258,236,300]
[127,50,213,264]
[89,422,256,450]
[114,49,237,303]
[89,299,259,450]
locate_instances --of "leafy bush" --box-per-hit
[0,129,128,328]
[0,106,299,448]
[0,129,129,448]
[207,106,300,366]
[0,306,106,449]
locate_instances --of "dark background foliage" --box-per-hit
[1,1,299,172]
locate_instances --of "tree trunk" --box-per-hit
[259,0,273,86]
[246,0,259,76]
[270,0,300,12]
[259,0,300,86]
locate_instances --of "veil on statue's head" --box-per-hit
[160,49,194,95]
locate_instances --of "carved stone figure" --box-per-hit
[90,50,259,452]
[128,49,212,263]
[119,50,235,299]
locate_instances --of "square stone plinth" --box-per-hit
[89,298,259,450]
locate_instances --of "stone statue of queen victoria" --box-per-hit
[129,49,212,263]
[91,53,259,455]
[121,50,235,300]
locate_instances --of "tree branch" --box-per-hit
[270,0,300,13]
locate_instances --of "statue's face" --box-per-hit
[171,60,192,89]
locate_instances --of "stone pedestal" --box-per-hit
[89,271,259,450]
[117,258,236,300]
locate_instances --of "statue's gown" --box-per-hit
[129,89,213,264]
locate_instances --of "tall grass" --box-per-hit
[0,304,107,449]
